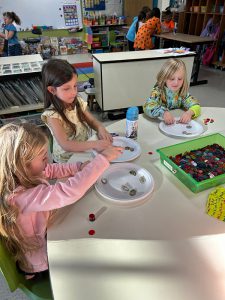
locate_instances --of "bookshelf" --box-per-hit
[0,55,44,117]
[178,0,225,68]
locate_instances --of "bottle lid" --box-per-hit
[126,106,139,121]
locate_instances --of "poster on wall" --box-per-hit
[84,0,105,11]
[63,5,79,26]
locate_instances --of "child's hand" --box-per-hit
[101,146,124,162]
[97,127,113,142]
[163,111,175,125]
[93,139,112,152]
[179,110,194,124]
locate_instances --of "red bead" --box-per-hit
[210,119,214,123]
[88,229,95,236]
[148,151,153,155]
[89,213,95,222]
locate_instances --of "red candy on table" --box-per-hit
[88,229,95,236]
[89,213,95,222]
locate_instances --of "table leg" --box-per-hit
[190,44,208,86]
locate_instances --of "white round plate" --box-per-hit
[159,118,204,138]
[93,136,141,163]
[95,163,154,207]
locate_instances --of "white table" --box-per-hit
[48,107,225,300]
[92,50,195,111]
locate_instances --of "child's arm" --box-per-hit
[44,162,83,180]
[14,154,110,212]
[179,94,201,123]
[0,32,6,38]
[13,146,123,212]
[143,87,168,119]
[156,19,161,34]
[83,110,112,142]
[4,30,14,40]
[47,117,112,152]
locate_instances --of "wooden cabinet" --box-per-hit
[178,0,225,68]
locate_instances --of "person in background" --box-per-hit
[135,10,148,35]
[143,58,201,124]
[41,58,113,163]
[161,9,175,49]
[161,10,175,33]
[0,123,122,279]
[134,7,161,50]
[126,6,151,51]
[0,11,22,56]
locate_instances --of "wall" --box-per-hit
[0,0,83,30]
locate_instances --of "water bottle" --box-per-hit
[126,106,139,139]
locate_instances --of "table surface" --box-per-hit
[155,32,214,45]
[48,107,225,300]
[92,48,195,63]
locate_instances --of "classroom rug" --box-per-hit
[73,62,94,91]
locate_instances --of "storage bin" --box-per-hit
[201,6,207,13]
[193,6,200,13]
[92,42,101,48]
[157,133,225,193]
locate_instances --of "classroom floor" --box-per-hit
[0,58,224,300]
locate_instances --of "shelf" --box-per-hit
[0,54,44,76]
[0,54,44,116]
[90,24,127,28]
[178,0,225,64]
[0,103,44,116]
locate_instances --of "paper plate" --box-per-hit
[95,163,154,207]
[93,136,141,163]
[159,118,204,138]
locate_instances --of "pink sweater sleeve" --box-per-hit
[44,162,82,179]
[13,154,109,213]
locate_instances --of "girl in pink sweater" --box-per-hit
[0,123,122,279]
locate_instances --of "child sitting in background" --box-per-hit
[143,58,201,124]
[161,10,175,33]
[41,58,113,163]
[0,123,122,279]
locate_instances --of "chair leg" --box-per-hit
[87,95,95,111]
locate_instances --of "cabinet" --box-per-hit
[178,0,225,68]
[93,51,195,112]
[0,54,44,123]
[84,24,127,52]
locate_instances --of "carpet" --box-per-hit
[73,62,94,83]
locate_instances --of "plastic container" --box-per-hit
[193,6,200,13]
[201,6,207,13]
[157,133,225,193]
[126,106,139,139]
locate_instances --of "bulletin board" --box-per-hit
[84,0,106,11]
[0,0,83,30]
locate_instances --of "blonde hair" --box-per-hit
[156,58,188,101]
[0,123,48,270]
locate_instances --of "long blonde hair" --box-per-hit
[156,58,188,102]
[0,123,48,270]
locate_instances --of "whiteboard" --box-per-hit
[0,0,83,30]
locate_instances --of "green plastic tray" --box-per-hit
[157,133,225,193]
